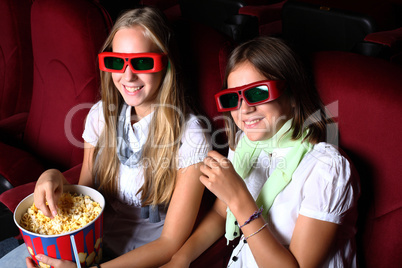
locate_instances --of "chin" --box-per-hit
[121,96,140,107]
[244,131,270,142]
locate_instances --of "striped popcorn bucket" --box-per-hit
[14,185,105,268]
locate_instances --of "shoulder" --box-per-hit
[86,100,104,121]
[180,114,211,144]
[296,142,360,223]
[82,101,104,145]
[299,142,353,186]
[177,114,212,168]
[183,114,207,130]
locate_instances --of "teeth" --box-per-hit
[126,86,142,92]
[244,119,261,125]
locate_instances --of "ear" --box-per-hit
[283,86,295,108]
[286,91,296,108]
[291,97,296,108]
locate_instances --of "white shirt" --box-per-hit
[82,101,211,255]
[227,141,360,268]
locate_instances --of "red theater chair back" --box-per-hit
[312,51,402,268]
[0,0,33,127]
[24,0,111,170]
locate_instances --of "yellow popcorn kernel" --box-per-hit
[86,251,96,266]
[78,252,87,264]
[94,238,102,250]
[39,261,50,268]
[27,246,34,255]
[20,192,101,235]
[95,248,103,264]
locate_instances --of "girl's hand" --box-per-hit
[26,255,77,268]
[200,150,249,208]
[33,169,65,218]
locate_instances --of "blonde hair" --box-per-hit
[93,7,188,206]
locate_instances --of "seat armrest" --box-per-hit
[0,163,82,214]
[0,142,46,187]
[0,182,36,213]
[239,0,287,25]
[0,201,20,240]
[364,27,402,49]
[62,163,82,185]
[0,182,36,241]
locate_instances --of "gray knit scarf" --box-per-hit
[116,103,161,223]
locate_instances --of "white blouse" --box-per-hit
[227,140,360,268]
[82,101,211,255]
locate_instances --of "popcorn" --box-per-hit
[39,262,50,268]
[20,192,102,235]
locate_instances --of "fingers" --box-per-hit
[203,151,232,169]
[200,150,233,180]
[199,174,210,189]
[35,254,77,268]
[206,150,226,162]
[34,170,64,218]
[45,188,59,218]
[34,187,53,218]
[36,255,52,267]
[35,184,60,218]
[203,156,218,169]
[26,257,36,268]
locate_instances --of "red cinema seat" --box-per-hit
[312,51,402,268]
[0,0,33,141]
[364,27,402,65]
[0,0,111,204]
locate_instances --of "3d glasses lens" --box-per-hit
[219,93,239,109]
[131,57,154,71]
[244,85,269,103]
[104,57,125,70]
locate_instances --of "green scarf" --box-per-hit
[225,119,313,242]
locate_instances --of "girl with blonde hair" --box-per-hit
[26,6,211,268]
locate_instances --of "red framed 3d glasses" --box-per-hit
[98,52,168,73]
[215,80,286,112]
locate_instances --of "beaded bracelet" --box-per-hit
[239,206,263,229]
[245,222,268,240]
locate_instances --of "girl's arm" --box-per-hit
[33,142,95,218]
[99,162,206,268]
[77,142,95,187]
[203,150,340,268]
[162,198,227,267]
[228,191,338,268]
[27,143,97,267]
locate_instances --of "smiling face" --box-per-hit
[228,61,293,141]
[111,25,164,118]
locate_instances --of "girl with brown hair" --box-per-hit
[164,36,360,268]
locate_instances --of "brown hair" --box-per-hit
[223,36,335,150]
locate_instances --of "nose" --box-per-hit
[122,64,138,81]
[239,99,255,114]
